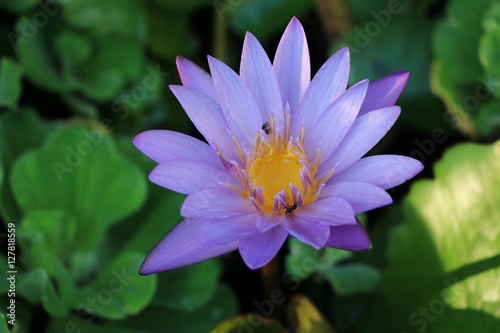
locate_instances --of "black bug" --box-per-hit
[285,201,298,214]
[262,122,271,134]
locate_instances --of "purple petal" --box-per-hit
[132,130,222,169]
[304,80,368,162]
[140,217,237,274]
[169,85,235,159]
[325,218,371,251]
[208,56,262,146]
[256,213,287,233]
[181,188,255,218]
[201,212,260,246]
[293,47,350,135]
[239,226,288,270]
[176,56,218,101]
[319,106,401,176]
[282,216,330,249]
[240,32,284,126]
[329,155,424,190]
[359,71,409,116]
[273,17,310,113]
[294,196,356,226]
[321,182,392,214]
[149,159,232,195]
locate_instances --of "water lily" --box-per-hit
[133,17,423,274]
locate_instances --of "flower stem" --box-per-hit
[260,256,286,323]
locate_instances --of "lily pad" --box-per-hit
[382,140,500,332]
[287,294,337,333]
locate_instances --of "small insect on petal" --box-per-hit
[285,201,298,214]
[262,122,272,134]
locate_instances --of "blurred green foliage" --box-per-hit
[0,0,499,332]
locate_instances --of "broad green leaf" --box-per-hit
[335,16,444,133]
[2,0,37,13]
[62,0,146,40]
[49,284,238,333]
[18,210,77,264]
[476,99,500,135]
[55,31,91,70]
[15,16,66,92]
[322,264,380,296]
[226,0,314,42]
[287,294,336,333]
[152,0,212,11]
[432,0,500,138]
[0,108,52,222]
[86,251,156,319]
[145,4,195,60]
[285,237,352,280]
[10,126,147,252]
[16,268,68,317]
[210,314,286,333]
[0,311,10,333]
[382,140,500,332]
[154,259,221,312]
[0,57,22,108]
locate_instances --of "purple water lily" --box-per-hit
[133,17,423,274]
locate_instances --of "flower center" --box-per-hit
[248,141,304,211]
[219,113,334,215]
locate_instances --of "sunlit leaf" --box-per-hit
[287,294,336,333]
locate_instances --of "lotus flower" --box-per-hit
[133,17,423,274]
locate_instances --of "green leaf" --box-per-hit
[476,99,500,136]
[287,294,336,333]
[15,16,66,93]
[226,0,314,42]
[210,314,286,333]
[285,237,352,280]
[18,210,77,264]
[335,15,443,132]
[10,126,147,252]
[432,0,500,138]
[0,311,10,333]
[62,0,146,40]
[0,108,52,222]
[154,259,221,312]
[145,4,195,60]
[0,57,22,108]
[152,0,212,11]
[15,268,68,317]
[322,264,380,296]
[1,0,37,13]
[85,251,156,319]
[382,140,500,332]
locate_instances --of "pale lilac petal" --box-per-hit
[283,216,330,249]
[293,47,350,135]
[208,56,262,146]
[176,56,218,101]
[181,188,255,218]
[201,212,260,246]
[319,106,401,176]
[326,218,371,251]
[240,32,284,126]
[169,85,235,159]
[321,182,392,214]
[294,196,356,226]
[256,213,286,233]
[329,155,424,190]
[273,17,310,113]
[239,226,288,269]
[149,159,232,195]
[140,217,237,274]
[359,71,409,116]
[132,130,223,170]
[304,80,368,161]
